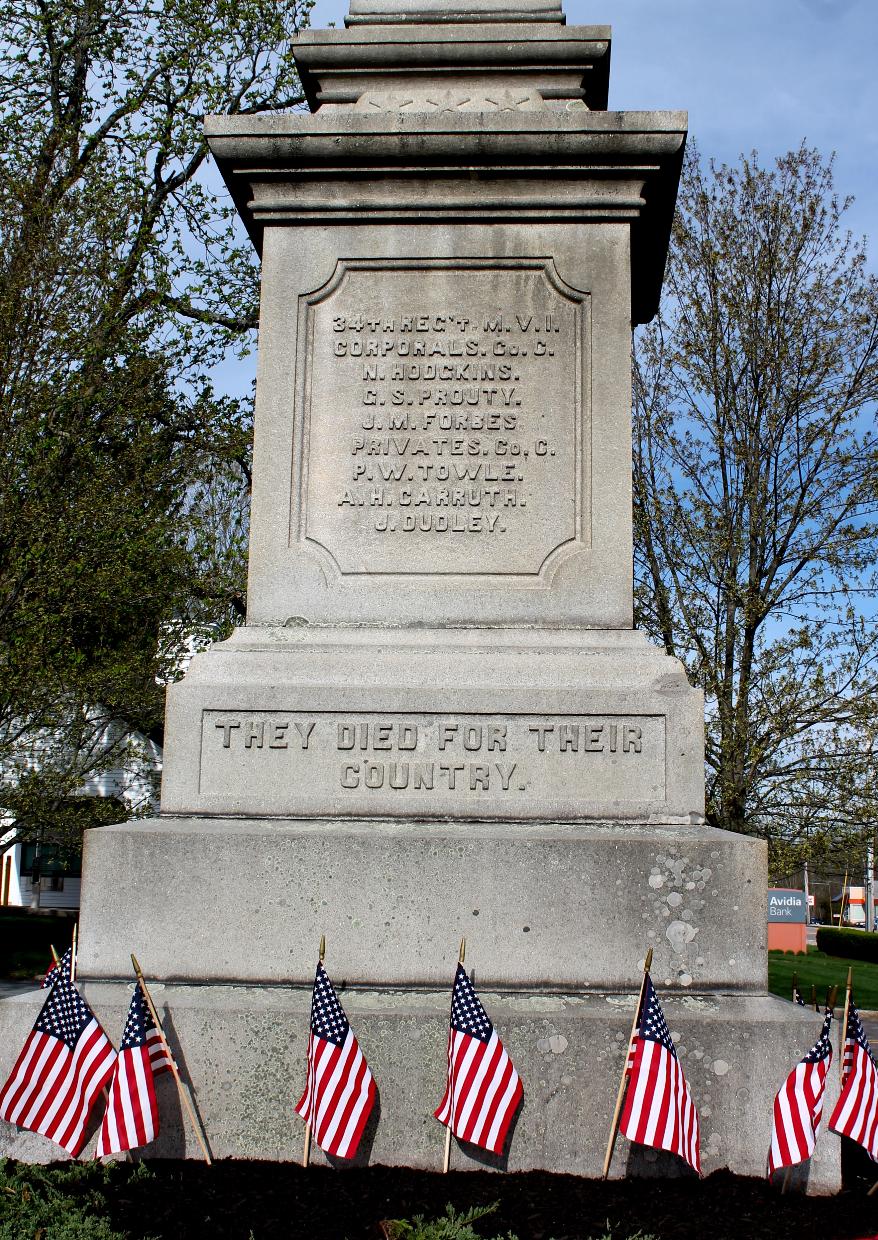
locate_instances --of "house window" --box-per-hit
[49,875,65,892]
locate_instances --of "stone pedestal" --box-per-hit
[0,980,842,1192]
[0,0,840,1190]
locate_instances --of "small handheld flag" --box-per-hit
[619,973,700,1173]
[434,962,523,1156]
[767,1008,833,1175]
[0,968,116,1156]
[96,980,174,1157]
[295,960,376,1160]
[828,998,878,1161]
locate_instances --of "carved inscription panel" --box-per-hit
[199,712,665,816]
[297,260,588,577]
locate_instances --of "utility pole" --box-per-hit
[867,841,875,933]
[803,859,811,923]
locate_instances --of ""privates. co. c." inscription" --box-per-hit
[297,260,589,577]
[199,711,665,817]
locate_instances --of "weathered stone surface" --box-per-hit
[78,818,760,989]
[0,985,842,1192]
[160,629,704,820]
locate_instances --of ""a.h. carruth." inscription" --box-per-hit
[296,259,590,579]
[198,711,666,817]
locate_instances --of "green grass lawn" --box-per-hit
[768,946,878,1010]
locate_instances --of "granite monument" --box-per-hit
[0,0,841,1188]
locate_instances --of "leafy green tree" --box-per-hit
[634,144,878,871]
[0,0,312,845]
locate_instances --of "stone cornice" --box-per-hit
[206,111,686,323]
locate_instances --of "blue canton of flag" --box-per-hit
[451,967,493,1042]
[310,964,350,1045]
[36,976,93,1046]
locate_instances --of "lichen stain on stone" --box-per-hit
[666,918,698,953]
[605,995,638,1012]
[679,996,718,1012]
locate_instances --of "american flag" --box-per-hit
[619,975,700,1173]
[434,964,523,1155]
[828,1000,878,1161]
[42,947,72,990]
[793,986,806,1008]
[0,968,116,1156]
[96,981,174,1157]
[294,962,376,1159]
[767,1009,833,1175]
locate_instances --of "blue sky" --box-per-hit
[213,0,876,397]
[309,0,878,255]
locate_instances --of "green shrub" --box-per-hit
[380,1203,517,1240]
[0,1157,155,1240]
[379,1204,657,1240]
[815,926,878,963]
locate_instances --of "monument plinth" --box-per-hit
[0,0,840,1189]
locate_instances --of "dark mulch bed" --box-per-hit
[91,1158,878,1240]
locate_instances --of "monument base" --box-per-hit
[75,816,765,991]
[0,815,842,1189]
[0,983,841,1191]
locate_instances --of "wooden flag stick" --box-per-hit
[826,985,839,1012]
[303,935,327,1169]
[442,938,467,1175]
[70,924,78,984]
[839,967,852,1086]
[130,954,212,1165]
[50,944,59,965]
[811,984,818,1012]
[791,971,797,1003]
[602,948,654,1180]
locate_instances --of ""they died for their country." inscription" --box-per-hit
[199,711,666,817]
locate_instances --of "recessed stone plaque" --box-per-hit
[198,710,665,816]
[294,259,589,579]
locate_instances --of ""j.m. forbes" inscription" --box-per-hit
[199,712,665,818]
[296,259,589,577]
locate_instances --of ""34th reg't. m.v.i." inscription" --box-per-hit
[199,712,666,818]
[296,259,589,578]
